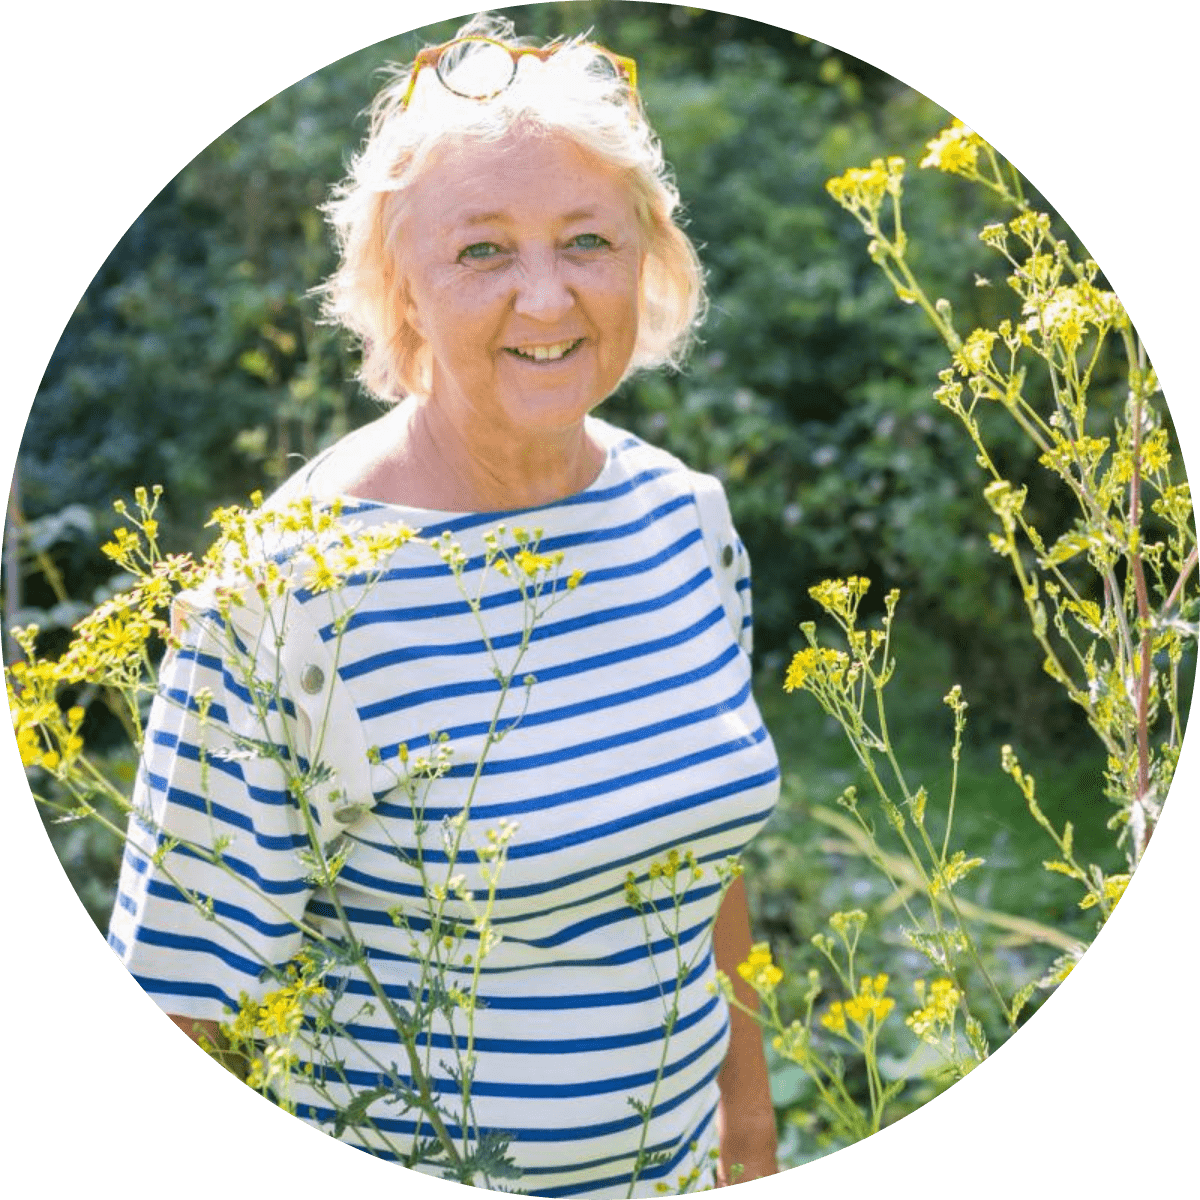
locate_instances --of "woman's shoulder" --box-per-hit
[592,415,724,501]
[266,409,401,510]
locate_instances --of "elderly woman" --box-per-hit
[108,16,781,1196]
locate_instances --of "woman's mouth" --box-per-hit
[505,338,585,363]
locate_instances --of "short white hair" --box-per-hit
[319,13,706,402]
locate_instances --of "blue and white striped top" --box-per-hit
[109,418,780,1197]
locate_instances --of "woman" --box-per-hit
[108,16,781,1195]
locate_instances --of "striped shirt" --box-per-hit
[109,418,781,1197]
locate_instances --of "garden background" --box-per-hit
[4,0,1195,1186]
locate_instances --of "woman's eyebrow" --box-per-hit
[560,207,603,223]
[457,209,509,227]
[450,206,607,231]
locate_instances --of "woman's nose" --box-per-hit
[513,249,574,321]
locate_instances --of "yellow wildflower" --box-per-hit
[16,725,45,768]
[919,120,984,175]
[955,328,998,376]
[303,558,340,594]
[736,942,783,994]
[1140,428,1172,475]
[1079,874,1130,912]
[1008,211,1053,247]
[979,222,1008,250]
[906,977,961,1043]
[1152,482,1192,526]
[1038,435,1110,483]
[514,549,557,578]
[820,1001,848,1036]
[784,646,851,694]
[826,974,895,1036]
[772,1019,810,1065]
[825,160,892,216]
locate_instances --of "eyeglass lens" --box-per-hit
[436,40,518,100]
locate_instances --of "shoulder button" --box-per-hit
[721,543,735,569]
[300,663,326,694]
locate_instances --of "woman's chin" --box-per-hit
[495,358,612,427]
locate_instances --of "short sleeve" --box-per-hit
[107,591,316,1024]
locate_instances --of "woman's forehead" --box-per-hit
[410,130,634,231]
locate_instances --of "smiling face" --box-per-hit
[398,128,644,442]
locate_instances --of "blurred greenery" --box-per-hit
[6,0,1188,1171]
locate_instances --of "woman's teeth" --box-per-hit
[508,339,582,362]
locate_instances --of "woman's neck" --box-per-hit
[328,397,608,513]
[410,398,605,511]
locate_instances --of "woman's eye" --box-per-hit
[458,242,504,263]
[568,233,611,251]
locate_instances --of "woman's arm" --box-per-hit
[169,1015,245,1079]
[713,875,778,1185]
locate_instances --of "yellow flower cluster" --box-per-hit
[808,576,871,622]
[783,646,850,694]
[1079,873,1130,912]
[7,658,86,772]
[1111,426,1172,485]
[828,909,867,941]
[905,977,961,1043]
[1038,434,1111,484]
[1008,210,1053,249]
[513,548,565,578]
[226,961,327,1048]
[736,942,783,995]
[1153,482,1193,528]
[1022,282,1127,354]
[919,120,984,175]
[657,1165,703,1193]
[651,847,699,882]
[955,328,999,376]
[627,848,708,910]
[825,157,905,217]
[300,521,414,595]
[7,488,428,791]
[820,974,894,1037]
[478,817,519,863]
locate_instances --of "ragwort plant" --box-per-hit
[623,851,745,1196]
[825,119,1195,887]
[722,121,1196,1150]
[7,486,592,1187]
